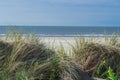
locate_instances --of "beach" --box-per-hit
[0,36,114,54]
[0,36,75,54]
[39,36,114,49]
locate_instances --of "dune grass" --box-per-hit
[72,34,120,79]
[0,31,120,80]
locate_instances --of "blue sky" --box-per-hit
[0,0,120,26]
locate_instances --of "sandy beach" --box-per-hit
[40,37,109,46]
[0,36,115,53]
[1,35,119,56]
[0,36,76,53]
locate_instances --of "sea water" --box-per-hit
[0,26,120,37]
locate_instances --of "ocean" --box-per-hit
[0,26,120,37]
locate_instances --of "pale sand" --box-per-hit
[0,36,117,54]
[40,37,108,54]
[40,37,120,54]
[40,37,76,54]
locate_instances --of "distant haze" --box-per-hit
[0,0,120,26]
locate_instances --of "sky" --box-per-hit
[0,0,120,26]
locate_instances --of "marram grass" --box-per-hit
[72,34,120,79]
[0,32,120,80]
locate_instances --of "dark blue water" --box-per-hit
[0,26,120,37]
